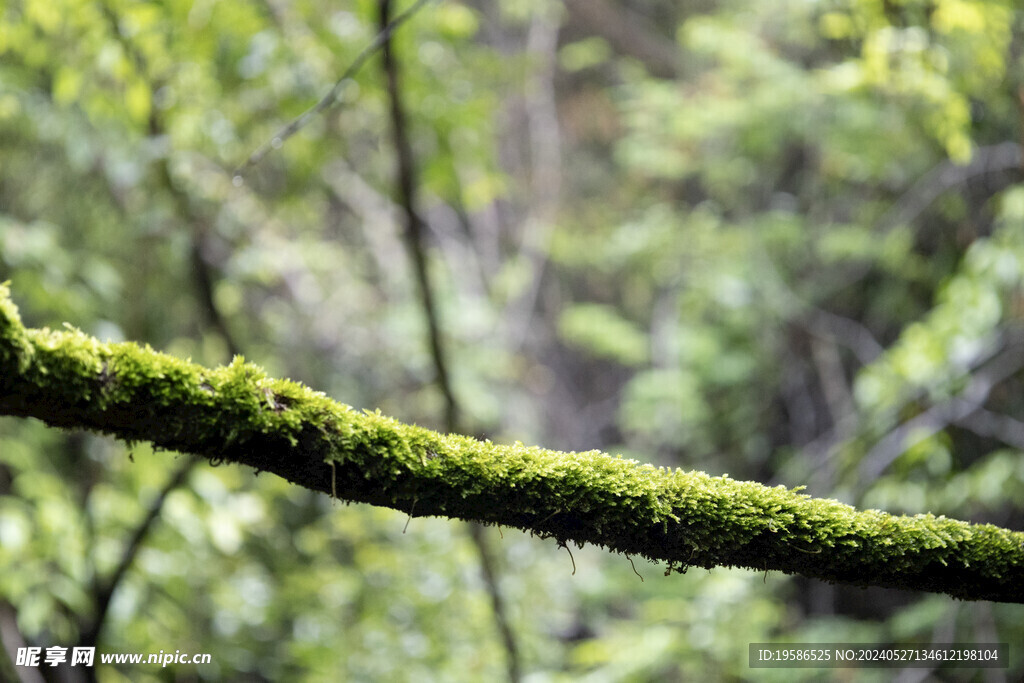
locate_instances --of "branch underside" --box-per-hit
[1,286,1021,603]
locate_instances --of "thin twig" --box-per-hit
[80,457,198,648]
[233,0,434,179]
[858,334,1024,485]
[470,523,523,682]
[379,0,458,434]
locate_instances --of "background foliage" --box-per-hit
[1,0,1023,680]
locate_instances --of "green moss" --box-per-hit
[0,286,1022,602]
[0,282,33,374]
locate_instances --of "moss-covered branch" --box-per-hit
[1,285,1022,603]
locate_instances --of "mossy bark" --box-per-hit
[1,285,1022,602]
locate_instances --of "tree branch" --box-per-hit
[79,457,198,649]
[377,6,521,679]
[233,0,434,178]
[1,285,1022,603]
[876,142,1023,232]
[859,337,1024,483]
[379,0,458,435]
[468,522,522,682]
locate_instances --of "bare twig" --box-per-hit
[875,142,1023,233]
[952,407,1024,451]
[824,142,1024,297]
[809,334,855,430]
[469,522,523,682]
[379,0,458,433]
[233,0,434,178]
[804,308,884,366]
[859,334,1024,484]
[79,458,198,648]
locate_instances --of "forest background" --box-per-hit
[1,0,1024,680]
